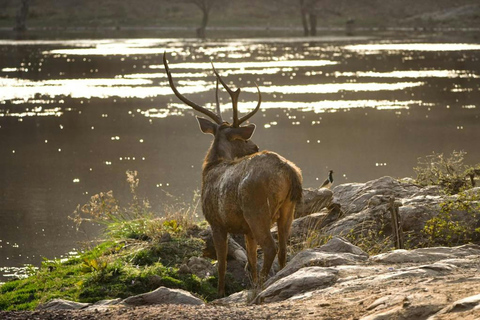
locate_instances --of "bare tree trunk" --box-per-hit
[346,18,355,36]
[14,0,30,32]
[299,0,318,37]
[196,6,209,39]
[299,0,310,36]
[192,0,214,39]
[309,13,317,36]
[389,197,404,250]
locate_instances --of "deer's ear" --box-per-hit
[230,124,256,140]
[196,117,217,135]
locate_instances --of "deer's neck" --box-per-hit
[202,137,232,173]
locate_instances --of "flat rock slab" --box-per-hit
[122,286,204,306]
[430,293,480,319]
[254,267,338,304]
[370,244,480,264]
[37,299,91,311]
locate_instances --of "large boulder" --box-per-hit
[321,177,455,247]
[295,188,333,218]
[322,194,393,237]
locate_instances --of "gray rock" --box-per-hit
[122,286,204,306]
[325,176,477,249]
[37,299,91,310]
[295,188,333,218]
[254,267,338,303]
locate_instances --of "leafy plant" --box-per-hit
[162,219,183,234]
[82,258,108,273]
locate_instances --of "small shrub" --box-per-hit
[414,150,480,194]
[70,171,154,240]
[421,189,480,246]
[70,171,200,241]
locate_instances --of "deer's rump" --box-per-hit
[202,151,302,234]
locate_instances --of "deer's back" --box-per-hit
[202,151,302,233]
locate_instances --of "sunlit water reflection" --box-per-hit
[1,36,480,281]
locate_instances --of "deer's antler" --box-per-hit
[211,63,262,127]
[238,82,261,125]
[163,53,223,124]
[211,62,241,127]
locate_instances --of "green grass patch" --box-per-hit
[0,234,220,310]
[0,171,243,311]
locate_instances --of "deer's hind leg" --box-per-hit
[244,232,258,284]
[243,212,277,283]
[277,199,295,269]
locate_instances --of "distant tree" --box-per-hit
[297,0,369,36]
[299,0,318,36]
[14,0,31,32]
[179,0,220,39]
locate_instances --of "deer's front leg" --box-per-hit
[211,227,228,297]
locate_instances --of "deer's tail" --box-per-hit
[287,165,303,204]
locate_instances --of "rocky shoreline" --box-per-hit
[2,239,479,319]
[1,176,479,319]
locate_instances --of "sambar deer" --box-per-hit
[163,53,303,297]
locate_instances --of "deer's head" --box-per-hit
[163,53,261,162]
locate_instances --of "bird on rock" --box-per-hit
[320,170,334,189]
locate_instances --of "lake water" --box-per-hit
[1,32,480,281]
